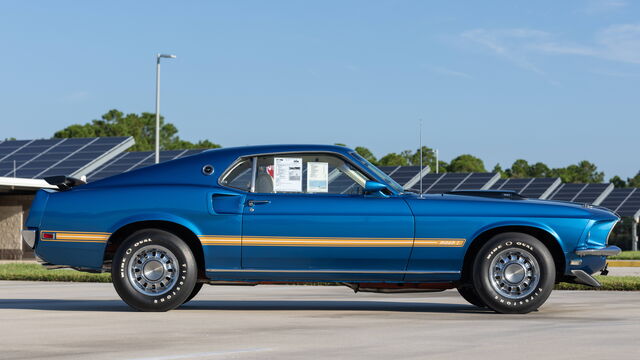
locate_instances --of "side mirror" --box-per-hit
[363,180,387,193]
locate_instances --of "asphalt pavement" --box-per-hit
[0,281,638,360]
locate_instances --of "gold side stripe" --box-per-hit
[244,236,413,240]
[41,230,111,235]
[40,239,105,243]
[415,239,465,247]
[40,230,111,243]
[55,235,109,241]
[199,236,466,247]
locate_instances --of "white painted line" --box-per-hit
[128,348,271,360]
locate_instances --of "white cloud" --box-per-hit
[461,28,551,78]
[461,24,640,81]
[532,24,640,64]
[582,0,627,14]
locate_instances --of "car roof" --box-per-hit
[199,144,355,158]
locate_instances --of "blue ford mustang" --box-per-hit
[22,145,621,313]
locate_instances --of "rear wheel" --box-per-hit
[112,229,197,312]
[472,232,555,314]
[181,283,204,305]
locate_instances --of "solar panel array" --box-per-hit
[491,178,560,199]
[548,183,613,205]
[600,188,640,217]
[1,137,638,219]
[87,149,208,181]
[617,189,640,218]
[415,172,499,194]
[387,166,423,187]
[0,137,133,179]
[378,166,400,176]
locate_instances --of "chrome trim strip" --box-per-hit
[217,150,400,195]
[206,269,459,274]
[21,229,36,249]
[250,156,257,193]
[575,245,621,257]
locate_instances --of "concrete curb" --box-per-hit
[608,260,640,267]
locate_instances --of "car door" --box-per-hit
[239,152,414,281]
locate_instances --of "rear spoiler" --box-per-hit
[446,190,525,200]
[44,176,87,191]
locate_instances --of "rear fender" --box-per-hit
[107,213,203,238]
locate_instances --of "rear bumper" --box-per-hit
[575,246,621,257]
[21,229,36,249]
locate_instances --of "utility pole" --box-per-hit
[633,214,639,252]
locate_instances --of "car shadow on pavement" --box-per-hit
[0,299,129,312]
[0,298,492,313]
[181,300,493,313]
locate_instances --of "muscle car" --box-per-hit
[22,144,621,313]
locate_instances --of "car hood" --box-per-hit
[402,193,619,221]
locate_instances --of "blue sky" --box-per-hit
[1,0,638,179]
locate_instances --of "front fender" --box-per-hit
[468,220,565,252]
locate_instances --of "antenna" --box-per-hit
[419,119,423,197]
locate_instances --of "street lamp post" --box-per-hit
[155,53,176,164]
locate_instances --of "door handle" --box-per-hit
[247,200,271,207]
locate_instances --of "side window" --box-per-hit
[219,159,252,191]
[254,154,367,195]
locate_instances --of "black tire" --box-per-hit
[112,229,198,312]
[181,283,204,305]
[472,232,555,314]
[456,285,486,308]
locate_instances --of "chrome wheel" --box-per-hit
[127,245,179,296]
[489,248,540,299]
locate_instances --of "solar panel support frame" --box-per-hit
[481,173,501,190]
[70,137,136,178]
[539,178,562,200]
[403,166,430,189]
[592,183,615,206]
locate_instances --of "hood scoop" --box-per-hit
[446,190,526,200]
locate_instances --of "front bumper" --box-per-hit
[575,246,621,257]
[21,229,36,249]
[566,246,622,287]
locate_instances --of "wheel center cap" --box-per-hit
[143,260,164,281]
[504,263,526,284]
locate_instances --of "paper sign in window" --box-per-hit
[273,157,302,192]
[307,162,328,193]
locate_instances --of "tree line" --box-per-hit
[345,144,639,187]
[53,109,639,188]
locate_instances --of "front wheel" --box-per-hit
[456,285,486,308]
[472,232,555,314]
[112,229,198,312]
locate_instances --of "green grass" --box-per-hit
[555,276,640,291]
[608,251,640,260]
[0,263,110,283]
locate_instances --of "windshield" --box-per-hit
[350,151,405,193]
